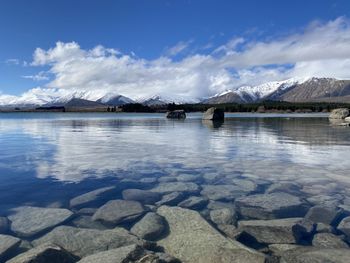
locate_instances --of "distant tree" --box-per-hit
[107,106,111,112]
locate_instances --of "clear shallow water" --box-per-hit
[0,112,349,210]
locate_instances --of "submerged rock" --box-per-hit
[32,226,145,258]
[130,212,166,241]
[151,182,199,194]
[178,196,208,210]
[0,217,9,234]
[238,218,310,244]
[235,193,308,220]
[155,192,185,206]
[202,107,224,121]
[70,186,116,209]
[312,233,348,249]
[71,216,108,230]
[0,234,21,262]
[157,206,265,263]
[280,247,350,263]
[201,184,246,201]
[316,223,335,234]
[166,110,186,119]
[92,200,147,226]
[337,216,350,237]
[329,108,349,119]
[266,182,301,195]
[8,206,73,237]
[122,189,162,204]
[305,205,343,225]
[7,243,79,263]
[210,208,237,226]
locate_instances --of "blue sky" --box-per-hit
[1,0,350,103]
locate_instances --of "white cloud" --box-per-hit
[22,71,50,81]
[2,17,350,105]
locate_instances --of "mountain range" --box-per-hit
[1,77,350,107]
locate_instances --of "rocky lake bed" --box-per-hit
[1,112,350,262]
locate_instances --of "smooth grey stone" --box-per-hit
[0,217,9,234]
[69,186,116,209]
[202,107,224,121]
[312,233,349,249]
[305,205,343,225]
[210,208,237,225]
[235,193,307,220]
[176,174,201,182]
[158,177,177,183]
[92,200,147,226]
[76,208,98,216]
[131,212,166,241]
[266,182,301,195]
[8,206,73,237]
[200,185,246,201]
[178,196,208,210]
[157,206,265,263]
[71,216,108,230]
[238,218,308,244]
[155,192,185,206]
[7,243,79,263]
[280,247,350,263]
[306,195,342,207]
[151,182,199,194]
[316,223,335,233]
[268,244,302,256]
[32,226,145,258]
[122,189,162,204]
[207,200,235,210]
[139,177,158,184]
[337,216,350,237]
[77,244,145,263]
[0,234,21,261]
[217,224,241,239]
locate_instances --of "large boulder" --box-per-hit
[202,107,224,121]
[69,186,117,209]
[166,110,186,119]
[7,243,79,263]
[329,108,349,119]
[337,216,350,237]
[32,226,145,258]
[122,189,162,204]
[151,182,199,194]
[312,233,348,249]
[0,234,21,262]
[8,206,73,237]
[280,247,350,263]
[130,212,166,241]
[238,218,311,244]
[157,206,265,263]
[304,205,343,225]
[235,193,308,220]
[92,200,147,226]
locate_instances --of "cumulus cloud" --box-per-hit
[2,16,350,105]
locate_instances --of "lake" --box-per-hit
[0,112,350,261]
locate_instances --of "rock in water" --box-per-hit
[178,196,208,210]
[0,217,9,234]
[32,226,145,258]
[92,200,147,226]
[166,110,186,119]
[312,233,349,248]
[235,193,308,219]
[202,107,225,121]
[0,234,21,262]
[7,243,79,263]
[155,192,185,206]
[122,189,162,204]
[70,186,116,209]
[280,247,350,263]
[304,205,343,225]
[130,212,166,241]
[238,218,310,244]
[151,182,199,194]
[157,206,265,263]
[8,206,73,237]
[329,108,349,119]
[210,208,237,225]
[337,216,350,237]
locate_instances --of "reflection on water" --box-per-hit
[0,112,349,209]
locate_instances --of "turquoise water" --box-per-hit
[0,112,349,210]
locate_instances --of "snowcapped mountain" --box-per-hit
[96,93,135,106]
[137,95,199,106]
